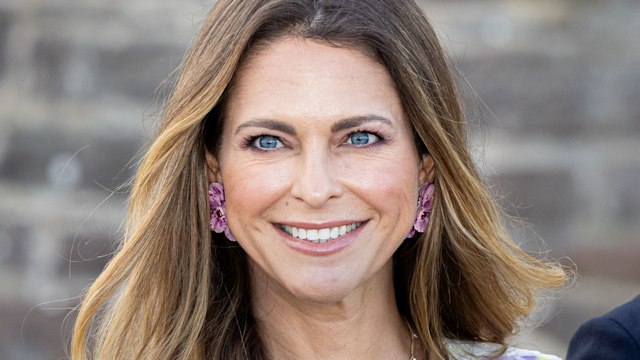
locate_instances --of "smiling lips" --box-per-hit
[280,222,363,243]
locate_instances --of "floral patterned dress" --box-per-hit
[445,339,562,360]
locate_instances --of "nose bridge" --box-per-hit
[291,141,342,207]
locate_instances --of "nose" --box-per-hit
[290,147,344,208]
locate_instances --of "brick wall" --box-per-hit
[0,1,638,358]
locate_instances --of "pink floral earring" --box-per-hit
[209,182,236,242]
[407,182,435,238]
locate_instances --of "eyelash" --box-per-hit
[344,129,385,147]
[241,134,283,152]
[241,129,386,151]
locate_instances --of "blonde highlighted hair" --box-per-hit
[71,0,567,359]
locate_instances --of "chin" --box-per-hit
[286,283,356,304]
[274,267,358,304]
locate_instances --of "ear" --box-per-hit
[205,150,222,183]
[418,153,436,185]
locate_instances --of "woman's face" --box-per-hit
[209,37,429,303]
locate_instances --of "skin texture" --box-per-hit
[207,37,433,359]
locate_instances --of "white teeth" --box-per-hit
[281,222,363,243]
[319,228,331,241]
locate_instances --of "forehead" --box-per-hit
[225,37,404,126]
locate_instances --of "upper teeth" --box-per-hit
[281,222,362,243]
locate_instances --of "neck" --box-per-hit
[250,261,413,359]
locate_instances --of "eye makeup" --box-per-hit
[236,116,395,152]
[343,129,386,147]
[241,134,286,152]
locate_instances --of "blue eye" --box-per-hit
[252,135,283,150]
[348,131,379,146]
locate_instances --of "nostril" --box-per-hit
[289,151,345,208]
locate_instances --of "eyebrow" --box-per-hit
[234,114,394,135]
[234,119,297,135]
[330,115,394,133]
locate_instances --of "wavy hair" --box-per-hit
[71,0,567,359]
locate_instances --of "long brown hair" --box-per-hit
[71,1,567,359]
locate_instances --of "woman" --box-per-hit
[71,0,567,359]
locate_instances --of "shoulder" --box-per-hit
[572,295,640,341]
[445,339,562,360]
[603,295,640,329]
[567,295,640,359]
[577,295,640,338]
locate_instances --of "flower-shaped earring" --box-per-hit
[209,182,236,242]
[407,182,435,238]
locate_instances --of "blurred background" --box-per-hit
[0,0,638,359]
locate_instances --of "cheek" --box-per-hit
[221,158,295,218]
[339,152,419,217]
